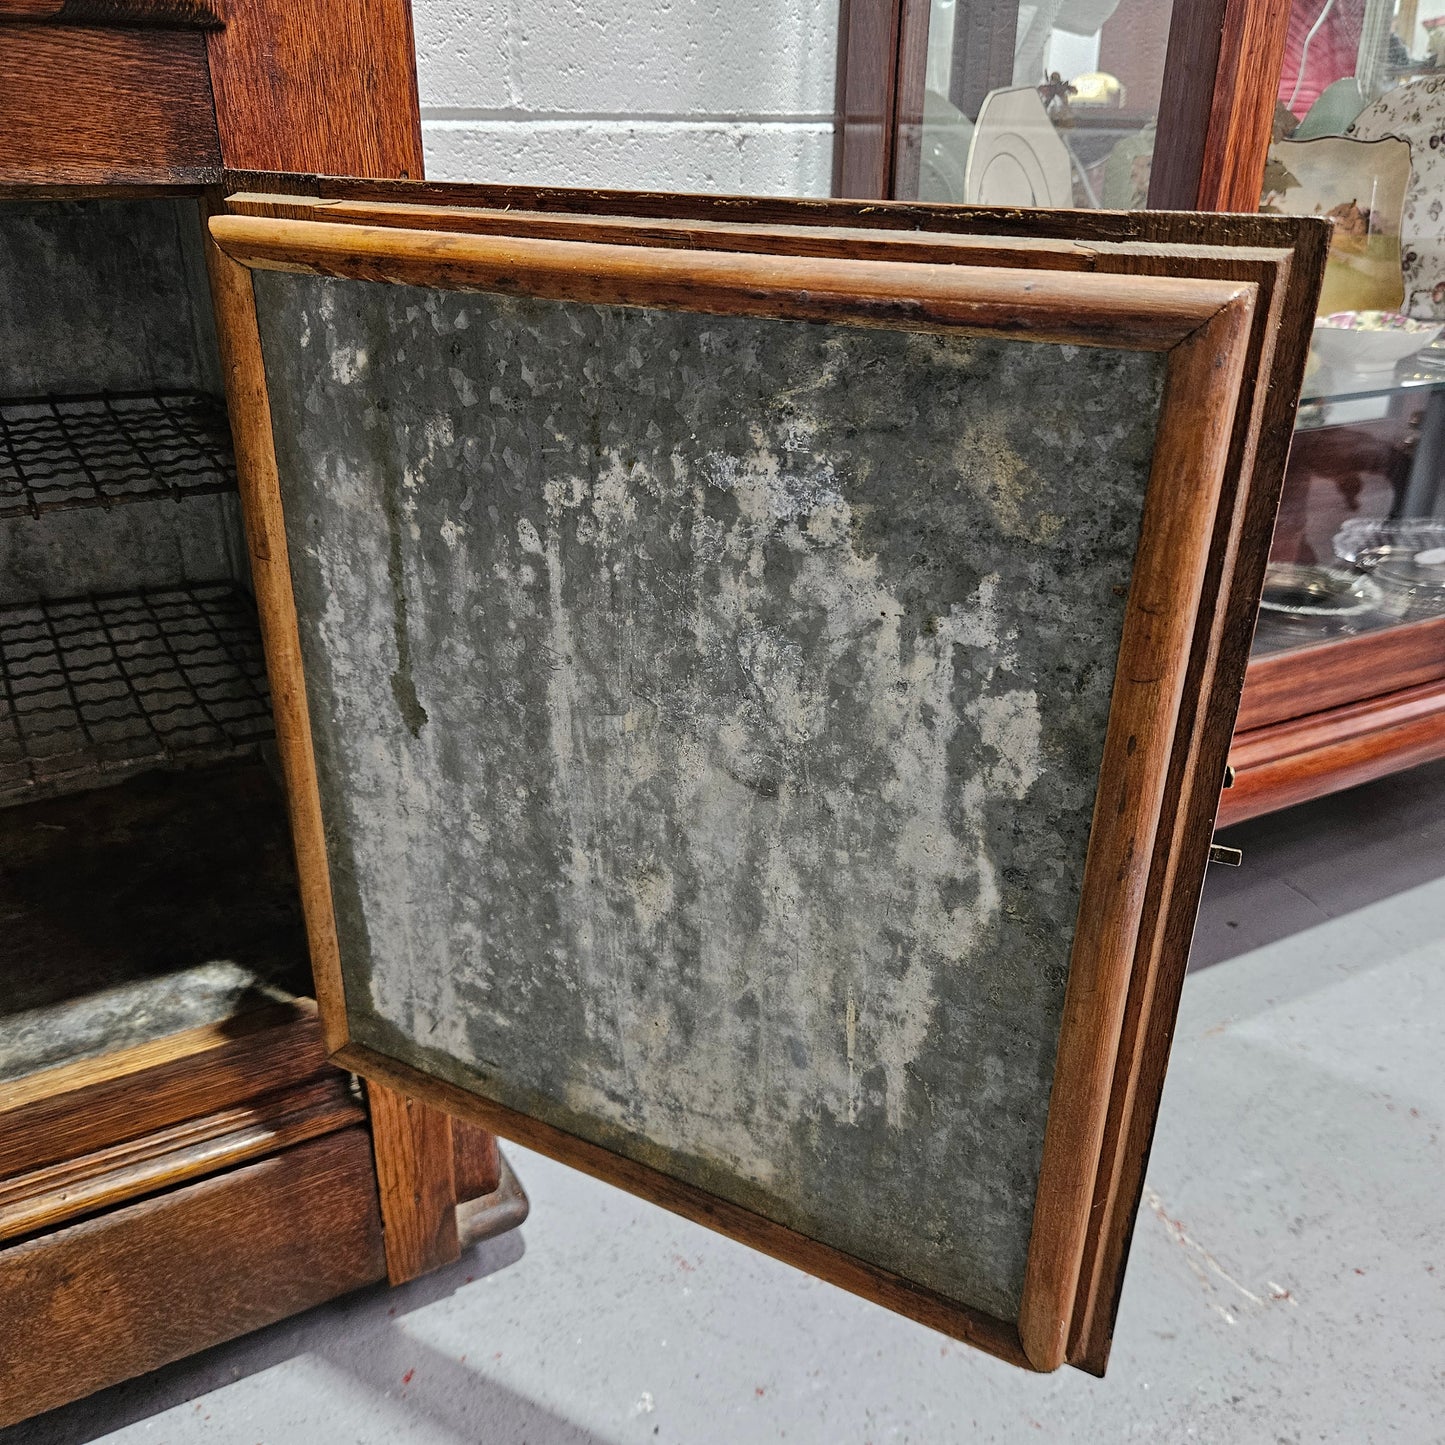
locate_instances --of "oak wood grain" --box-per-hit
[0,26,219,186]
[338,1041,1031,1368]
[0,1076,363,1242]
[452,1120,502,1200]
[0,1003,332,1178]
[206,0,423,177]
[1221,680,1445,826]
[0,1128,385,1429]
[365,1080,460,1284]
[1017,292,1255,1372]
[0,0,224,22]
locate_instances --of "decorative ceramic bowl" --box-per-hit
[1266,136,1411,315]
[1333,517,1445,615]
[1311,311,1443,374]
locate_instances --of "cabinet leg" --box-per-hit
[452,1118,501,1197]
[366,1082,530,1284]
[365,1080,460,1285]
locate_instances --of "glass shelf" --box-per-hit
[1300,368,1445,409]
[1260,358,1445,662]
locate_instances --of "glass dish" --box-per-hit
[1333,518,1445,616]
[1259,560,1384,619]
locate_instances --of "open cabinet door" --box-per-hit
[204,191,1325,1375]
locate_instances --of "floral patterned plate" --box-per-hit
[1350,76,1445,318]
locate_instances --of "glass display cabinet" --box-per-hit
[835,0,1445,823]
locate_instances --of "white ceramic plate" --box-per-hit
[964,87,1073,209]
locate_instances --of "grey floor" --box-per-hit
[11,763,1445,1444]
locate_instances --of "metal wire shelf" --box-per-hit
[0,584,275,805]
[0,390,238,520]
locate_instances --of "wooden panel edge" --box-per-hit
[1198,0,1294,212]
[206,214,1250,352]
[1238,616,1445,732]
[1068,228,1329,1375]
[0,1000,311,1116]
[201,203,350,1053]
[0,1005,332,1179]
[2,0,227,23]
[334,1043,1033,1369]
[1066,255,1290,1371]
[1017,291,1256,1371]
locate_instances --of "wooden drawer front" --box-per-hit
[0,1074,365,1243]
[1223,679,1445,827]
[0,1127,385,1428]
[0,1004,333,1179]
[0,26,219,186]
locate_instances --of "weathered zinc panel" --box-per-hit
[255,275,1165,1323]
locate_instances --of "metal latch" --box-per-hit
[1209,842,1243,866]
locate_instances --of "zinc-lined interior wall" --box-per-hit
[0,200,246,605]
[412,0,838,196]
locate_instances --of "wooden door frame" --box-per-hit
[209,177,1329,1371]
[203,200,1292,1373]
[833,0,1294,207]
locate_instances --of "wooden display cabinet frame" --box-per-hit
[833,0,1293,209]
[834,0,1445,821]
[0,4,521,1429]
[200,183,1324,1373]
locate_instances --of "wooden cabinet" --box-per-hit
[0,0,1340,1419]
[0,7,521,1430]
[834,0,1445,823]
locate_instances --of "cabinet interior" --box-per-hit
[0,195,309,1086]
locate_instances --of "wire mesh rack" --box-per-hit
[0,391,238,520]
[0,584,275,805]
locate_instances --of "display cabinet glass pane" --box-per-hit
[896,0,1176,206]
[1260,0,1445,661]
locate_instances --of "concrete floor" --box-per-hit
[10,763,1445,1444]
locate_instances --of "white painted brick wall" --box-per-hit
[412,0,838,196]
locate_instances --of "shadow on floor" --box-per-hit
[1191,757,1445,971]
